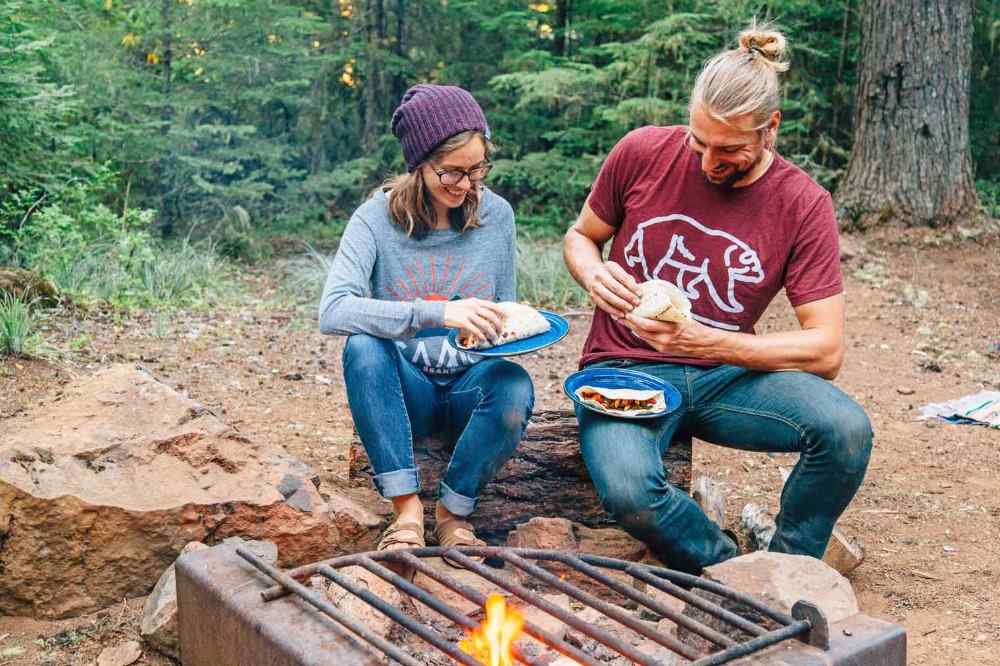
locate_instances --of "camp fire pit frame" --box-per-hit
[176,540,906,665]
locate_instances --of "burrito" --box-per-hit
[457,302,550,350]
[632,280,692,323]
[574,385,666,417]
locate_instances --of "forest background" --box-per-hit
[1,0,998,318]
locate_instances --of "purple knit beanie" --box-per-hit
[391,84,490,172]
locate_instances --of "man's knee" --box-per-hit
[813,401,873,475]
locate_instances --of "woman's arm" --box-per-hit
[497,199,517,302]
[318,214,445,340]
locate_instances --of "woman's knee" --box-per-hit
[342,334,396,374]
[486,361,535,427]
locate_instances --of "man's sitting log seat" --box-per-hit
[348,408,692,543]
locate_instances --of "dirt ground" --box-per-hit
[1,228,998,665]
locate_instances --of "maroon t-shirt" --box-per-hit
[581,125,843,368]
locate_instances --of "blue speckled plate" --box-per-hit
[447,310,569,357]
[563,367,681,419]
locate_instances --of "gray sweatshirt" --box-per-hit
[319,188,516,381]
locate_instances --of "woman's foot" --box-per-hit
[378,495,426,580]
[434,502,486,567]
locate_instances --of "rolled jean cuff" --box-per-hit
[372,468,420,498]
[438,481,476,517]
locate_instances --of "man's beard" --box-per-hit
[704,151,765,189]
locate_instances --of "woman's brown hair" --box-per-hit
[380,130,493,239]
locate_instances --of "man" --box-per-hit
[563,24,872,574]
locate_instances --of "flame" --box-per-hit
[459,593,524,666]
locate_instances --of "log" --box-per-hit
[349,409,692,543]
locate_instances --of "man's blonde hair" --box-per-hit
[690,20,789,130]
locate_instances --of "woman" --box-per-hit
[319,84,534,567]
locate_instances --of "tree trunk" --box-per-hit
[835,0,980,228]
[553,0,569,57]
[158,0,175,237]
[361,0,387,151]
[348,409,692,543]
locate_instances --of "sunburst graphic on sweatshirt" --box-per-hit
[385,255,492,301]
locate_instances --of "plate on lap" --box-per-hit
[563,367,681,419]
[446,310,569,357]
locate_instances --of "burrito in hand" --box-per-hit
[457,302,550,350]
[632,280,692,323]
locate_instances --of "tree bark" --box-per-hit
[158,0,175,237]
[361,0,387,151]
[553,0,569,57]
[348,409,692,543]
[835,0,980,228]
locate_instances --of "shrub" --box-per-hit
[0,293,34,356]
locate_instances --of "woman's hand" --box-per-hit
[443,298,507,346]
[586,260,641,319]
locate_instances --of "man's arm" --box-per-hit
[564,202,641,318]
[623,294,846,379]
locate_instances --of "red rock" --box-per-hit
[0,365,334,619]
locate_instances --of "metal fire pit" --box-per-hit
[176,540,906,665]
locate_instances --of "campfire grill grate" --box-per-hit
[239,545,822,666]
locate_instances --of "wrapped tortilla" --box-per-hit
[457,302,550,350]
[633,280,692,323]
[574,385,666,417]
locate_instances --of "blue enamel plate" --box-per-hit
[446,310,569,357]
[563,367,681,419]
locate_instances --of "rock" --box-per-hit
[0,267,58,305]
[678,552,859,652]
[692,476,727,528]
[140,541,209,659]
[520,593,572,643]
[326,566,417,643]
[325,484,389,554]
[140,538,276,660]
[740,503,776,551]
[633,636,680,666]
[896,386,915,395]
[96,641,142,666]
[507,516,645,605]
[507,517,577,552]
[411,558,516,618]
[507,517,646,561]
[902,284,930,309]
[0,365,334,619]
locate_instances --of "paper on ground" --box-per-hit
[919,391,1000,429]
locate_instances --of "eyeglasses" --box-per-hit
[432,162,492,186]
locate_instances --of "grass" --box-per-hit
[516,239,591,310]
[0,293,35,356]
[37,238,235,309]
[281,237,590,312]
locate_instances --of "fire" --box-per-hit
[459,593,524,666]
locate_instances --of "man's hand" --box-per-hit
[443,298,507,345]
[586,260,641,319]
[622,312,722,356]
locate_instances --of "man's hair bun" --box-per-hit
[738,21,789,73]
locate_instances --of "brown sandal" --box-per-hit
[378,519,425,580]
[435,515,486,568]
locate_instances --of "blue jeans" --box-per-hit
[578,360,873,574]
[342,334,534,516]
